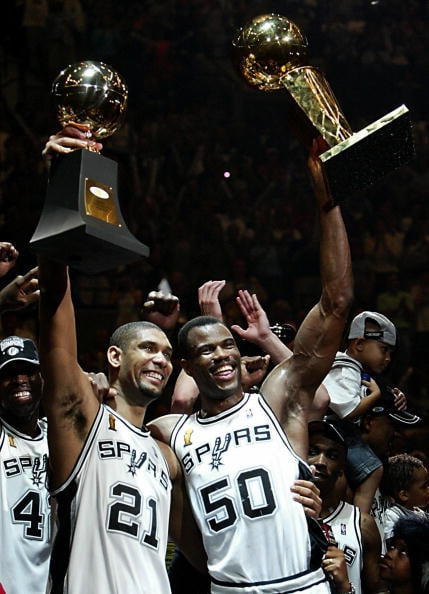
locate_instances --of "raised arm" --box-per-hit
[38,257,99,488]
[262,141,353,457]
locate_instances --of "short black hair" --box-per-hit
[384,453,426,499]
[392,515,429,593]
[109,321,161,351]
[177,316,225,358]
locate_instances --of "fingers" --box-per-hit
[42,127,103,159]
[290,480,322,518]
[0,242,19,262]
[145,290,179,316]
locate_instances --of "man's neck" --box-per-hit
[199,390,244,418]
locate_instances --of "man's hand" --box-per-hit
[321,545,351,593]
[198,280,225,320]
[241,355,270,391]
[231,290,271,344]
[391,386,407,411]
[307,137,334,210]
[0,242,19,278]
[141,290,180,330]
[0,267,39,311]
[86,371,117,405]
[42,125,103,161]
[290,479,322,519]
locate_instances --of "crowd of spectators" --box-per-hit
[0,0,429,414]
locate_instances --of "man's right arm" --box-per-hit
[38,257,99,488]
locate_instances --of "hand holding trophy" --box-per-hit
[232,14,415,200]
[31,61,149,274]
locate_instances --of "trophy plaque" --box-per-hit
[30,60,149,274]
[232,14,415,200]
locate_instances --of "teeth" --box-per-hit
[214,365,233,374]
[145,372,163,381]
[15,391,30,398]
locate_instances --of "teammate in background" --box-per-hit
[0,336,50,594]
[150,141,354,594]
[308,419,383,594]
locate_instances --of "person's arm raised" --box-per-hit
[261,140,353,458]
[38,257,99,488]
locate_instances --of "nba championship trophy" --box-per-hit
[30,61,149,274]
[232,14,414,200]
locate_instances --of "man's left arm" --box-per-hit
[261,142,353,458]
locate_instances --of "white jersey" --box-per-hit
[371,488,391,554]
[171,392,330,594]
[0,416,51,594]
[48,404,172,594]
[322,501,363,594]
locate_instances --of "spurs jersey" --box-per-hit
[48,404,172,594]
[0,416,51,594]
[171,392,329,594]
[321,501,363,594]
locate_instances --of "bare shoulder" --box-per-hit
[155,438,181,482]
[148,413,183,443]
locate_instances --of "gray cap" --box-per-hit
[348,311,396,346]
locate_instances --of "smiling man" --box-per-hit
[0,336,51,594]
[38,257,206,594]
[150,144,354,594]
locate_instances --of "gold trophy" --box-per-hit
[232,14,414,199]
[30,61,149,274]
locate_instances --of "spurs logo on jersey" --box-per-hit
[181,424,271,474]
[97,439,170,489]
[3,452,48,487]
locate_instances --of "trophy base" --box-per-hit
[319,105,414,201]
[30,150,149,275]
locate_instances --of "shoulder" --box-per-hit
[148,413,183,444]
[155,438,181,482]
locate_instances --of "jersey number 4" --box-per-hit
[11,490,46,540]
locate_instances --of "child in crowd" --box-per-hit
[382,453,429,542]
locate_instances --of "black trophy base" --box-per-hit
[319,105,415,201]
[30,149,149,275]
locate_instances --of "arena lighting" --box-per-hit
[223,171,231,178]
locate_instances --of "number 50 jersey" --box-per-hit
[0,416,51,594]
[171,393,329,594]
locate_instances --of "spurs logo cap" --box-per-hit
[369,388,421,426]
[348,311,396,346]
[0,336,40,370]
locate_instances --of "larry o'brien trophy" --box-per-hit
[30,60,149,274]
[232,14,415,200]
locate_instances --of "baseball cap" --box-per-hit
[369,388,421,426]
[308,419,347,449]
[348,311,396,346]
[0,336,40,371]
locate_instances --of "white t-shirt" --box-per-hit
[322,352,365,419]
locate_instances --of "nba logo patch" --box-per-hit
[341,523,346,535]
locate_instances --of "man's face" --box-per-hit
[307,434,346,491]
[364,414,396,458]
[360,340,393,374]
[183,323,242,400]
[118,327,173,402]
[0,361,42,419]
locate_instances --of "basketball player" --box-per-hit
[149,143,354,594]
[0,336,51,594]
[38,257,206,593]
[308,420,383,594]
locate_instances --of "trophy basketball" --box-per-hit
[30,61,149,274]
[232,14,415,200]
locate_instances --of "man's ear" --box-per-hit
[107,345,122,368]
[397,489,409,504]
[181,358,193,377]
